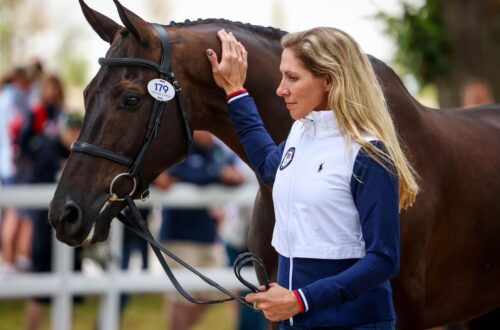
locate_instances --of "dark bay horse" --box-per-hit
[48,1,500,328]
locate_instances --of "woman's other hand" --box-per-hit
[245,283,302,322]
[206,29,248,95]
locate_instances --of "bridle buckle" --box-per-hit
[109,173,137,202]
[140,189,150,201]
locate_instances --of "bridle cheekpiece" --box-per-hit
[71,23,192,202]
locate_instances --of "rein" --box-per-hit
[71,23,269,309]
[118,195,269,308]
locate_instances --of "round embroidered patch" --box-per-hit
[279,147,295,170]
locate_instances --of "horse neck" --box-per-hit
[369,56,427,133]
[170,23,426,166]
[170,22,291,164]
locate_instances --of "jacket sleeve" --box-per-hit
[168,160,220,185]
[227,92,285,184]
[300,141,400,310]
[168,146,236,185]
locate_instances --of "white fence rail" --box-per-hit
[0,183,260,330]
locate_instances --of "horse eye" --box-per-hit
[123,94,142,108]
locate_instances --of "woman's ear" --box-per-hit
[324,75,332,91]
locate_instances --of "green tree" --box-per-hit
[0,0,20,71]
[378,0,500,108]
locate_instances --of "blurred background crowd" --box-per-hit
[0,0,498,329]
[0,59,85,329]
[0,58,266,330]
[0,60,81,278]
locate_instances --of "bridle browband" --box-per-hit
[71,23,269,309]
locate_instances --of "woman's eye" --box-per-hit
[288,76,298,82]
[124,95,141,107]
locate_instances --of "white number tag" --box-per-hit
[147,79,176,102]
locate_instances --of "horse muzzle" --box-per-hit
[48,199,111,247]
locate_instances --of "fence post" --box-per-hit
[51,235,74,330]
[97,220,124,330]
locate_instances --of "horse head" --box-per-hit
[49,0,194,246]
[49,0,288,246]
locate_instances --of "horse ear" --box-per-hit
[113,0,153,44]
[79,0,122,44]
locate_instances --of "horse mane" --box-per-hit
[167,18,287,38]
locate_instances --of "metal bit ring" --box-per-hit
[109,173,137,202]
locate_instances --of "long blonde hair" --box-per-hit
[281,27,419,209]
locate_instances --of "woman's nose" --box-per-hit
[276,80,289,97]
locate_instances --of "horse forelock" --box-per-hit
[167,18,287,38]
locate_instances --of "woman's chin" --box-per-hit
[288,109,300,120]
[289,110,307,121]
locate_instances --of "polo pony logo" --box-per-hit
[317,162,324,172]
[279,147,296,170]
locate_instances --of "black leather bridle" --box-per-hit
[71,23,192,201]
[71,23,269,308]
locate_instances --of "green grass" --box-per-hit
[0,294,235,330]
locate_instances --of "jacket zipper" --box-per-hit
[287,123,315,326]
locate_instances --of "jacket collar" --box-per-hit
[298,110,341,137]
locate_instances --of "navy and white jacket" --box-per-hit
[228,91,400,328]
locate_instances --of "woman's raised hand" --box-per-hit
[206,29,248,95]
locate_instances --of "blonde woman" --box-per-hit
[206,27,418,330]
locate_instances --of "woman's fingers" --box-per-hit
[228,38,236,57]
[209,29,247,93]
[233,39,242,59]
[219,30,247,64]
[219,29,240,60]
[205,49,219,72]
[228,31,242,60]
[236,42,247,63]
[218,30,230,58]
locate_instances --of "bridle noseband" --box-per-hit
[70,23,269,309]
[71,23,193,201]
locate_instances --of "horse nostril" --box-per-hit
[61,201,83,236]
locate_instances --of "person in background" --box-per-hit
[461,79,494,107]
[27,59,44,104]
[155,130,244,330]
[0,70,14,187]
[2,74,66,279]
[19,74,65,149]
[219,156,268,330]
[206,27,419,329]
[25,112,83,330]
[0,67,33,277]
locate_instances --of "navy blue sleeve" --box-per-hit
[168,145,236,185]
[228,94,285,184]
[168,161,220,185]
[301,141,400,310]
